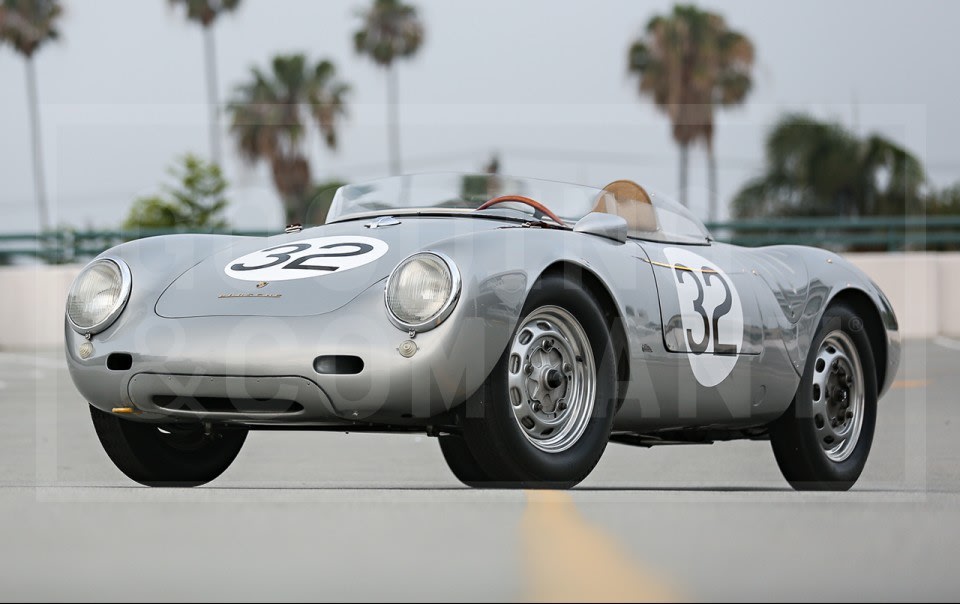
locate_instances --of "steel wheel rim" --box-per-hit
[811,330,865,462]
[507,305,596,453]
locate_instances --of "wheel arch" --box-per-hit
[536,261,631,410]
[827,288,887,395]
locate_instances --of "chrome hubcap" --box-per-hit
[507,305,595,453]
[812,330,865,462]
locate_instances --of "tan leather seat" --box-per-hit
[591,180,658,233]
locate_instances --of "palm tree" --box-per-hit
[227,54,349,224]
[353,0,424,175]
[309,60,351,151]
[627,4,754,220]
[0,0,62,232]
[732,113,925,218]
[169,0,242,166]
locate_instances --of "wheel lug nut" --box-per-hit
[532,401,542,412]
[542,340,552,351]
[846,411,853,419]
[562,362,572,374]
[558,401,567,411]
[524,364,533,375]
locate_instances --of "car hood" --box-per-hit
[155,216,503,318]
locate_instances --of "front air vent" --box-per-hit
[313,355,364,375]
[106,353,133,371]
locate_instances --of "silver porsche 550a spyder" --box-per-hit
[65,173,899,490]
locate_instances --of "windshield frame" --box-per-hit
[325,206,555,227]
[326,173,713,244]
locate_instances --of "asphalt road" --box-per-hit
[1,339,958,602]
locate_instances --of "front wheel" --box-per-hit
[89,406,247,487]
[438,435,492,488]
[770,304,878,491]
[453,273,618,489]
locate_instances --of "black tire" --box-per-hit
[770,303,878,491]
[438,435,492,488]
[89,405,247,487]
[459,272,618,489]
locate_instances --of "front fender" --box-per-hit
[77,234,254,339]
[426,226,644,394]
[794,250,901,398]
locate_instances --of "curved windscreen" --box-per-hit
[328,173,601,224]
[641,189,713,244]
[327,173,711,243]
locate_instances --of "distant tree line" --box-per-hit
[1,0,424,232]
[3,0,957,236]
[733,113,958,219]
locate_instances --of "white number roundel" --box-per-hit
[663,247,744,387]
[224,236,389,282]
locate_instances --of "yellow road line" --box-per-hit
[521,490,678,602]
[891,379,928,389]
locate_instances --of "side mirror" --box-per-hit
[573,212,628,244]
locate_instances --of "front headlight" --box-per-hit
[66,258,132,335]
[385,251,461,332]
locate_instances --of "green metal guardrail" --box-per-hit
[0,228,273,264]
[706,215,960,250]
[1,216,959,263]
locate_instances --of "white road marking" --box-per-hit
[934,336,960,351]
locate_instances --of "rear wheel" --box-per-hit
[89,405,247,487]
[446,273,617,489]
[770,304,877,491]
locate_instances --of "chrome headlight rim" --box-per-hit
[67,257,132,336]
[384,251,461,333]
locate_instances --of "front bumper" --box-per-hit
[65,281,511,426]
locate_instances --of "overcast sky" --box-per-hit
[1,0,958,231]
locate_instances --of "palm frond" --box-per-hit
[626,5,754,146]
[353,0,424,67]
[168,0,241,27]
[226,53,351,216]
[0,0,62,58]
[735,113,927,217]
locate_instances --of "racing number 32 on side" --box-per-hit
[663,246,746,388]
